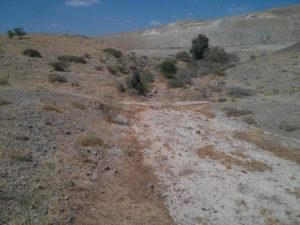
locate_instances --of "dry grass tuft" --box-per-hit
[0,97,10,106]
[48,74,67,83]
[5,149,31,162]
[70,101,87,110]
[43,104,63,113]
[234,130,300,164]
[77,135,103,147]
[197,145,272,172]
[223,107,253,117]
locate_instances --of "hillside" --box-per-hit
[100,4,300,53]
[0,6,300,224]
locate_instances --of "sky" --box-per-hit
[1,0,300,36]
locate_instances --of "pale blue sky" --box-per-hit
[1,0,300,36]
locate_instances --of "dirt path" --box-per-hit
[131,103,300,225]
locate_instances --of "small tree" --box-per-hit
[7,30,14,39]
[13,27,27,40]
[190,34,209,60]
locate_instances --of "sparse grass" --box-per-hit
[57,55,87,64]
[49,61,68,72]
[227,87,255,98]
[77,135,103,147]
[107,66,118,75]
[103,48,122,58]
[70,101,87,110]
[48,74,67,83]
[43,104,63,113]
[197,145,271,172]
[0,77,9,85]
[223,107,253,117]
[235,129,300,165]
[23,48,42,58]
[7,149,31,162]
[0,97,10,106]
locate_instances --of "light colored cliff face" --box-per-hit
[100,5,300,50]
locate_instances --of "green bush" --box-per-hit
[23,48,42,58]
[48,74,67,83]
[57,55,87,64]
[140,70,154,84]
[160,59,177,78]
[103,48,122,58]
[49,61,69,71]
[126,71,147,96]
[190,34,209,60]
[175,51,192,62]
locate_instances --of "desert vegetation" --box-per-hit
[7,27,27,39]
[57,55,87,64]
[23,48,42,57]
[49,61,69,72]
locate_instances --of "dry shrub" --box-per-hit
[77,135,103,147]
[57,55,87,64]
[48,74,67,83]
[197,145,272,172]
[227,87,255,98]
[70,101,87,110]
[95,65,104,71]
[23,48,42,58]
[243,117,257,126]
[103,48,122,58]
[223,107,253,117]
[107,66,118,75]
[49,61,68,72]
[175,51,192,62]
[0,77,9,85]
[6,149,32,162]
[0,97,10,106]
[235,130,300,164]
[43,104,63,113]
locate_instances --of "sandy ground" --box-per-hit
[132,102,300,225]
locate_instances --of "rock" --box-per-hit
[111,114,129,126]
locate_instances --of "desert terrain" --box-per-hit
[0,4,300,225]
